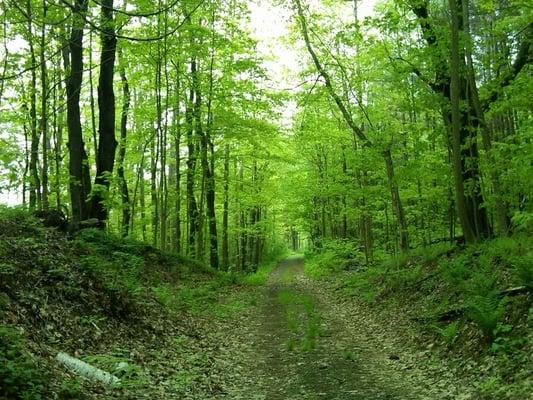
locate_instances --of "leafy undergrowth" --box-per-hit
[0,207,250,399]
[305,237,532,399]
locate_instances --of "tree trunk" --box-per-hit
[26,0,41,211]
[203,43,219,269]
[222,145,230,269]
[117,51,130,237]
[89,29,98,159]
[173,63,182,253]
[448,0,489,243]
[383,148,409,251]
[151,130,159,246]
[90,0,118,223]
[186,67,199,256]
[462,0,510,235]
[411,1,497,243]
[40,0,49,211]
[66,0,91,227]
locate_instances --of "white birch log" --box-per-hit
[55,352,120,386]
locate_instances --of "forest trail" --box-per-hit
[215,258,452,400]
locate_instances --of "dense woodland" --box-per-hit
[0,0,531,265]
[0,0,532,398]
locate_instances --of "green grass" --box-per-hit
[277,290,321,352]
[241,259,278,285]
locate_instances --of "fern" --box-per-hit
[466,293,505,343]
[512,254,533,289]
[433,321,460,345]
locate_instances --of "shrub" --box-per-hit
[0,325,46,399]
[0,206,40,238]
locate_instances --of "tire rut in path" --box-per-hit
[222,258,423,399]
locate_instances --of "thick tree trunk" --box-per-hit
[90,0,118,223]
[66,0,91,227]
[448,0,490,243]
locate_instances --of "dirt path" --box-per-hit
[213,258,459,399]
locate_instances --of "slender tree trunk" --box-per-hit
[203,40,219,269]
[154,55,164,247]
[173,63,182,253]
[151,130,159,246]
[186,84,199,255]
[383,148,409,250]
[89,29,98,159]
[26,0,41,211]
[0,4,8,103]
[22,99,29,207]
[117,51,130,237]
[222,144,230,269]
[140,162,147,242]
[52,54,62,210]
[341,146,348,238]
[40,0,49,210]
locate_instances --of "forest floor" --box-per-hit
[212,257,469,399]
[2,211,528,399]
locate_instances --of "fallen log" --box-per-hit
[498,286,529,298]
[55,352,120,386]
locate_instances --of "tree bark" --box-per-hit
[203,38,219,269]
[383,148,409,250]
[173,62,182,253]
[90,0,118,223]
[66,0,91,227]
[186,62,199,256]
[40,0,49,211]
[222,144,230,269]
[449,0,478,244]
[117,50,130,237]
[26,0,41,211]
